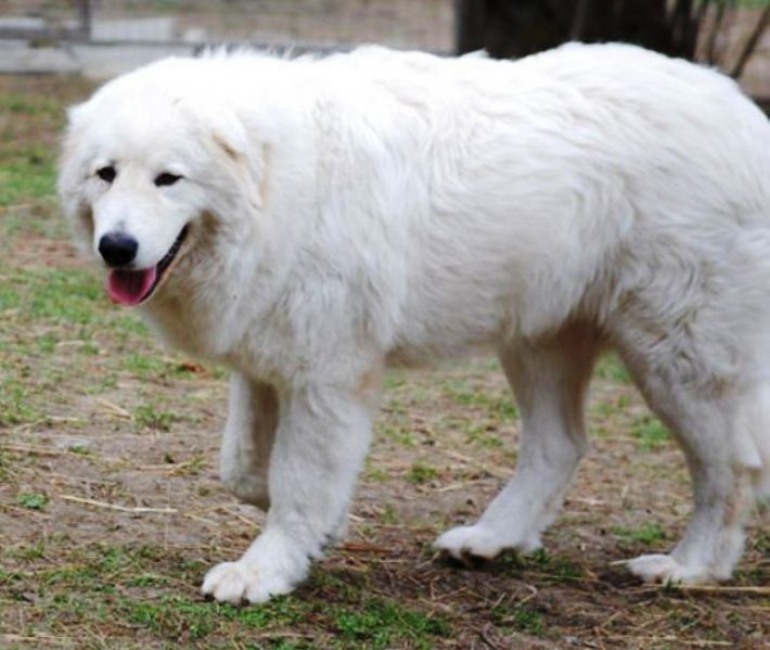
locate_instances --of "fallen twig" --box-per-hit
[435,448,509,480]
[479,623,504,650]
[668,584,770,596]
[95,398,132,418]
[60,494,177,514]
[9,416,87,435]
[340,541,393,555]
[0,634,74,646]
[1,444,69,457]
[183,513,221,527]
[435,478,495,493]
[604,636,732,647]
[606,567,770,596]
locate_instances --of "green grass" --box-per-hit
[631,415,671,450]
[0,147,58,207]
[498,548,588,585]
[406,461,441,485]
[0,377,41,426]
[0,542,450,649]
[16,492,49,511]
[0,250,209,430]
[133,403,179,432]
[122,352,172,377]
[332,600,449,649]
[505,605,546,637]
[377,421,418,447]
[466,423,505,448]
[0,92,68,207]
[0,265,115,422]
[612,522,668,548]
[441,379,518,419]
[595,353,632,383]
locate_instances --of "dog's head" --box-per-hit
[58,57,265,307]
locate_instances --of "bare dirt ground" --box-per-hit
[1,4,770,647]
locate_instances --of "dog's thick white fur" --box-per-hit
[59,43,770,603]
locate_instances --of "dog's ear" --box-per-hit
[58,102,97,257]
[185,97,266,209]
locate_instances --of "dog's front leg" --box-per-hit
[202,374,380,604]
[219,373,278,511]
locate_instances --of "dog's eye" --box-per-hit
[96,166,117,183]
[155,172,183,187]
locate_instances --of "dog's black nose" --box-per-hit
[98,232,138,267]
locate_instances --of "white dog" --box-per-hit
[59,43,770,604]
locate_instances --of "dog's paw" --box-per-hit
[625,553,710,585]
[434,524,540,562]
[201,560,294,604]
[201,561,257,604]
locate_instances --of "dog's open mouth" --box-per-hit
[106,226,189,306]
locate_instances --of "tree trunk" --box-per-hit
[455,0,572,59]
[455,0,700,60]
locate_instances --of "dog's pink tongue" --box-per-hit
[107,268,157,306]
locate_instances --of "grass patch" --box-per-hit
[407,461,441,485]
[441,379,518,420]
[0,377,42,426]
[134,404,178,432]
[1,540,450,649]
[124,597,225,642]
[16,492,49,511]
[466,423,505,448]
[612,522,668,548]
[0,77,92,207]
[595,353,632,383]
[631,415,671,450]
[377,422,418,448]
[333,599,449,649]
[505,605,546,637]
[497,549,588,585]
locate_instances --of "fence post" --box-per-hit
[76,0,92,42]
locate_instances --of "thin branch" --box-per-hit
[570,0,591,41]
[706,0,729,64]
[694,0,711,55]
[730,4,770,78]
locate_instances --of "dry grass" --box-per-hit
[1,74,769,650]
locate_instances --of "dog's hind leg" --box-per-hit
[436,324,603,560]
[219,373,279,511]
[612,340,770,584]
[741,383,770,504]
[620,363,764,584]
